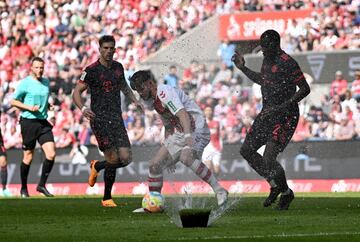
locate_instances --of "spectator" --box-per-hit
[330,70,348,100]
[351,70,360,102]
[334,116,355,140]
[292,116,312,142]
[341,90,357,113]
[56,127,76,149]
[213,62,232,84]
[217,38,236,69]
[310,107,331,140]
[163,65,179,87]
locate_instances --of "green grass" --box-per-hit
[0,193,360,241]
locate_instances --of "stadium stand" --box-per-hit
[0,0,359,150]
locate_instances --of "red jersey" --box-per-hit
[207,119,222,151]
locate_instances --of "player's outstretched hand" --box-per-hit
[231,50,245,69]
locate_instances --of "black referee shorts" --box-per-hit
[20,118,54,150]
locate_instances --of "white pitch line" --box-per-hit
[156,231,360,241]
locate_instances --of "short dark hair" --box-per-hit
[99,35,115,47]
[260,29,281,49]
[129,70,155,91]
[31,57,45,64]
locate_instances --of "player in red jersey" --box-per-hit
[202,106,222,177]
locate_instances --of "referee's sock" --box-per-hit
[38,159,54,187]
[103,166,116,200]
[20,162,30,190]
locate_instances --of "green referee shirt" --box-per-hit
[13,75,50,120]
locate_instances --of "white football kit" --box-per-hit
[150,84,210,160]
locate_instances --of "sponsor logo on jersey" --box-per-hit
[167,101,177,112]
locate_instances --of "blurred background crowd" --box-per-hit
[0,0,360,151]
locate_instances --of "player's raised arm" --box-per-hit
[232,51,263,85]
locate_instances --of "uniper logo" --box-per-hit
[306,54,326,81]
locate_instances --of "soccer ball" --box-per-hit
[142,191,165,213]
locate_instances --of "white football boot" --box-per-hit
[216,188,228,206]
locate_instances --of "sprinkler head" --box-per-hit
[179,208,211,228]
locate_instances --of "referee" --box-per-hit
[11,57,56,197]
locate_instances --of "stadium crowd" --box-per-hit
[0,0,360,151]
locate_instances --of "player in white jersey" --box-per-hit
[129,70,228,207]
[202,106,222,177]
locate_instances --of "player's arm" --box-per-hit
[267,64,310,116]
[286,63,311,105]
[122,81,144,111]
[232,51,263,85]
[158,85,193,147]
[119,66,144,111]
[176,109,192,136]
[72,80,95,120]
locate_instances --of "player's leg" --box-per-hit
[179,133,228,206]
[100,147,132,207]
[262,142,285,207]
[180,148,228,206]
[99,149,119,207]
[0,154,12,197]
[88,149,128,187]
[147,146,171,193]
[37,123,56,197]
[240,141,269,179]
[269,114,299,210]
[240,115,272,179]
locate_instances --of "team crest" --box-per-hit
[103,80,113,93]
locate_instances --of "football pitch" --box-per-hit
[0,193,359,242]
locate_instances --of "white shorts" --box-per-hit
[202,143,222,166]
[163,128,210,161]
